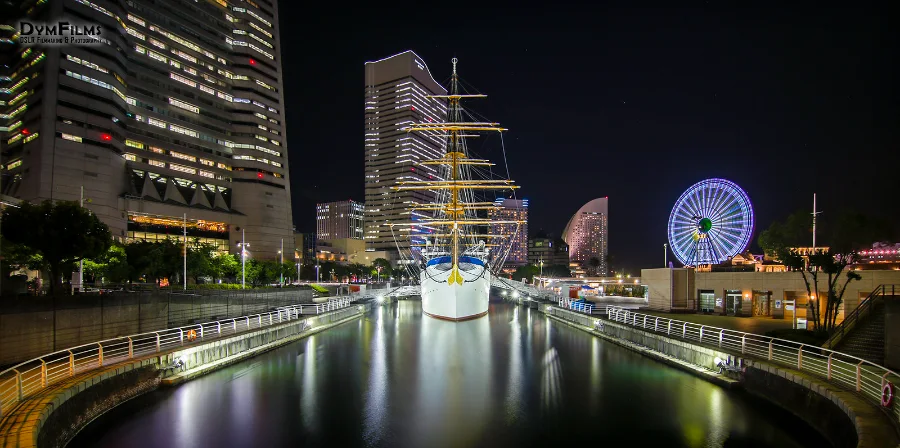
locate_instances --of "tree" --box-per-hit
[544,264,571,278]
[186,241,219,283]
[757,210,812,258]
[782,249,861,334]
[372,258,392,281]
[2,200,111,294]
[210,252,239,283]
[511,264,540,282]
[83,243,129,284]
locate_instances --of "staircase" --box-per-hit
[823,284,898,365]
[833,300,885,365]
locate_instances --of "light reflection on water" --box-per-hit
[71,301,827,448]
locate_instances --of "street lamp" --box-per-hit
[664,243,668,267]
[237,229,249,289]
[539,258,544,289]
[278,237,284,287]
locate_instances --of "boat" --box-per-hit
[390,58,522,321]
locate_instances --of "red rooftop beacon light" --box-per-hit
[21,128,30,135]
[257,172,264,179]
[249,58,256,65]
[101,133,112,141]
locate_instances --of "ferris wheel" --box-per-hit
[667,178,754,266]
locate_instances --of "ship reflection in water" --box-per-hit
[72,301,827,448]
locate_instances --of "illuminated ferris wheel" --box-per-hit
[667,178,754,266]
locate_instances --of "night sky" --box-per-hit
[279,2,897,272]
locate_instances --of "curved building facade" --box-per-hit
[562,198,609,276]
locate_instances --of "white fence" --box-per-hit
[558,298,594,314]
[0,298,353,418]
[605,306,900,423]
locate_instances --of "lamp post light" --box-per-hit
[237,229,249,289]
[539,259,544,289]
[278,238,284,287]
[664,243,668,268]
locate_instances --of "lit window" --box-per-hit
[124,153,137,161]
[149,160,165,167]
[170,151,196,162]
[125,139,144,149]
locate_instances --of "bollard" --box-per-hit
[218,322,222,335]
[180,328,184,346]
[14,370,22,402]
[741,335,746,354]
[98,343,104,367]
[683,323,687,339]
[719,330,724,348]
[128,337,134,359]
[768,339,774,361]
[699,326,704,343]
[233,319,237,332]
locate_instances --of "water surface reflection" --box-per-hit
[72,301,827,448]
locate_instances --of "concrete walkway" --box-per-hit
[639,310,793,335]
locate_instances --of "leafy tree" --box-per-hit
[828,210,894,253]
[781,249,861,334]
[186,241,220,283]
[210,252,240,283]
[83,243,129,284]
[758,210,812,258]
[511,264,540,282]
[2,200,111,294]
[372,258,392,281]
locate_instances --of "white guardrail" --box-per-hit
[605,305,900,422]
[559,298,594,314]
[0,297,354,418]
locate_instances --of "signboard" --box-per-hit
[774,300,782,309]
[796,318,807,330]
[715,298,723,308]
[785,305,794,311]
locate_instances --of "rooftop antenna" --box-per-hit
[451,57,458,75]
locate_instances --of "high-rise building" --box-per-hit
[0,0,292,259]
[528,236,569,268]
[294,232,316,266]
[562,198,609,276]
[490,198,528,266]
[363,50,447,257]
[316,200,364,240]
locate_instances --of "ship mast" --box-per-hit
[390,58,523,282]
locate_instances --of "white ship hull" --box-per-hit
[420,258,490,321]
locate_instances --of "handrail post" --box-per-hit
[200,325,204,340]
[14,370,22,402]
[128,337,134,359]
[683,323,687,339]
[643,315,647,328]
[768,339,774,361]
[246,316,250,329]
[719,330,724,348]
[97,343,104,367]
[827,353,833,380]
[699,326,704,343]
[654,317,659,332]
[179,328,184,346]
[155,333,161,352]
[233,319,237,332]
[741,335,746,354]
[68,350,75,376]
[217,322,222,335]
[798,344,804,370]
[856,362,863,392]
[258,315,262,327]
[667,321,671,335]
[40,360,47,388]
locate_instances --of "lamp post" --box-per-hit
[278,238,284,287]
[539,258,544,289]
[237,229,249,289]
[664,243,668,268]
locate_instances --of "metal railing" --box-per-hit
[558,298,594,314]
[605,305,900,422]
[0,297,352,419]
[823,284,899,350]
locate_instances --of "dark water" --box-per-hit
[71,301,827,448]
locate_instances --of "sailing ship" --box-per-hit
[390,58,522,321]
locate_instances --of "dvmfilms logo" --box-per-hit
[18,21,105,46]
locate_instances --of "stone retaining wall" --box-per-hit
[546,305,895,448]
[0,303,366,448]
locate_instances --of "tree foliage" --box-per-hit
[2,200,111,293]
[781,249,861,334]
[511,264,540,282]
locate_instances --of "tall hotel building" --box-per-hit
[0,0,292,259]
[562,198,609,276]
[316,199,364,241]
[489,198,529,266]
[364,51,447,258]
